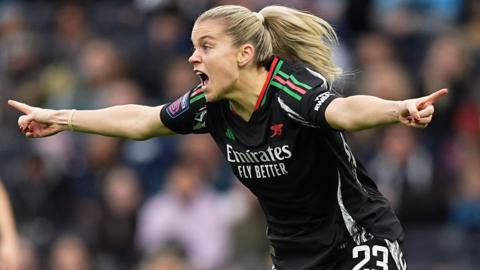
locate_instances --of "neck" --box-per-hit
[227,66,269,121]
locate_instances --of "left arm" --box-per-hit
[325,89,448,131]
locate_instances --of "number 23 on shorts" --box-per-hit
[351,240,407,270]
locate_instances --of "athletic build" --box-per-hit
[9,5,447,270]
[161,56,405,269]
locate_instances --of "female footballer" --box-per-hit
[9,5,447,270]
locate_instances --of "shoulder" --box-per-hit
[270,59,339,129]
[281,59,330,91]
[272,59,332,106]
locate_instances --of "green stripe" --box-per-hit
[278,70,312,90]
[289,75,312,90]
[271,80,301,101]
[260,90,268,106]
[273,60,284,78]
[190,93,205,104]
[261,60,284,106]
[278,70,289,79]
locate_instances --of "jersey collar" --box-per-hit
[254,56,283,111]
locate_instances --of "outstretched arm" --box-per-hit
[8,101,175,140]
[325,88,448,131]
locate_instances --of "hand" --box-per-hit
[8,100,66,138]
[398,88,448,128]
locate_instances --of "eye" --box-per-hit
[201,43,211,52]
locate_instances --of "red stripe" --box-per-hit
[273,76,307,95]
[255,57,279,110]
[192,88,204,97]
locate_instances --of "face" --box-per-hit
[189,19,240,101]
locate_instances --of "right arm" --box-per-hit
[8,101,175,140]
[324,90,447,131]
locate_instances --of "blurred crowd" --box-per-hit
[0,0,479,269]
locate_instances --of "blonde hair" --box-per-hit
[197,5,342,83]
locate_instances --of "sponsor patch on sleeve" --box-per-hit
[166,92,190,118]
[313,92,334,111]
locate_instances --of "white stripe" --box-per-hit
[385,239,408,270]
[305,67,329,90]
[277,97,320,128]
[337,171,371,244]
[339,133,367,194]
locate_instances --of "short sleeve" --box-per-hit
[300,87,339,128]
[276,83,339,130]
[160,85,208,134]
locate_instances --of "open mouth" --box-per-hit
[195,71,210,89]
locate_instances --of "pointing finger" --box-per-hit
[418,88,448,109]
[8,100,33,114]
[428,88,449,103]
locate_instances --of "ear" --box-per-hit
[237,43,255,67]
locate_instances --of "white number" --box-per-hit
[353,245,389,270]
[373,245,389,270]
[352,245,370,270]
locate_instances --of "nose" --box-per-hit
[188,50,200,65]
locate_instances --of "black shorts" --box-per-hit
[272,238,407,270]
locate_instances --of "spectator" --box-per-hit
[48,234,92,270]
[97,165,143,269]
[136,160,248,270]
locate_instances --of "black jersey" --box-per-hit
[160,57,404,270]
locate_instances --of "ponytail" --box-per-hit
[197,5,341,84]
[260,6,341,83]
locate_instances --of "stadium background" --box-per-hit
[0,0,479,269]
